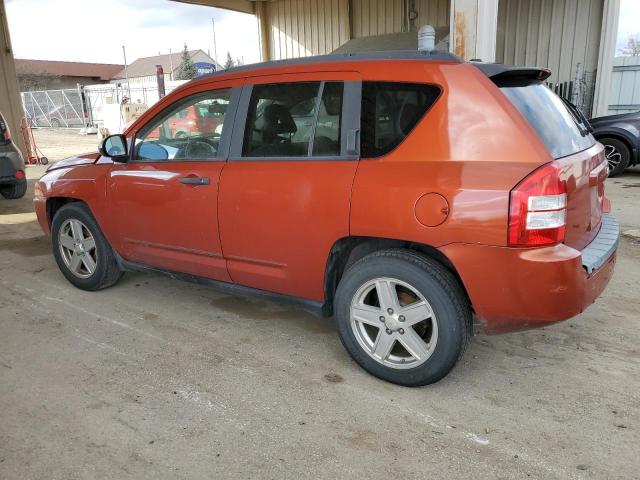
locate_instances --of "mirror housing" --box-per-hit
[98,134,129,162]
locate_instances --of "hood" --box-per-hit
[590,111,640,125]
[46,152,100,171]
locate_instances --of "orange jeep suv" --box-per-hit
[34,52,618,386]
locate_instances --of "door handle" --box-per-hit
[179,176,210,185]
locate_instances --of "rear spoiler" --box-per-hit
[472,63,552,87]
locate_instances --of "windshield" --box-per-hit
[501,83,595,159]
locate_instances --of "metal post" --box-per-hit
[169,48,174,81]
[122,45,131,99]
[211,18,219,66]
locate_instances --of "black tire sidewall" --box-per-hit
[51,203,117,291]
[335,254,466,386]
[600,137,630,177]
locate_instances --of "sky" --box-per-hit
[5,0,640,66]
[5,0,261,65]
[616,0,640,54]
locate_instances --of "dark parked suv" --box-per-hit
[589,111,640,176]
[0,112,27,199]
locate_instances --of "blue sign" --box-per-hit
[193,62,217,77]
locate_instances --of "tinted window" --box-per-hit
[501,84,595,159]
[242,82,343,158]
[361,82,440,158]
[135,89,230,161]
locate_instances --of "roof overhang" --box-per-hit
[169,0,270,15]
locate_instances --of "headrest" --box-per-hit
[259,103,297,135]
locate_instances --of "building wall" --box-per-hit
[267,0,350,59]
[608,56,640,115]
[265,0,450,60]
[496,0,603,85]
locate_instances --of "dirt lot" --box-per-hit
[1,132,639,479]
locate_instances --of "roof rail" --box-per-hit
[198,50,462,80]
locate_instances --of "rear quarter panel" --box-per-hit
[350,62,552,247]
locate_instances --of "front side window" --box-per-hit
[361,82,441,158]
[135,89,231,161]
[242,82,343,158]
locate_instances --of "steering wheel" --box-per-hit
[182,140,216,159]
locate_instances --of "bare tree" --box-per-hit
[620,35,640,56]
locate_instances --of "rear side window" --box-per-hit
[361,82,440,158]
[501,84,595,159]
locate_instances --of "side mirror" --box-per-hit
[98,134,128,162]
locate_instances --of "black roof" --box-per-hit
[202,50,462,79]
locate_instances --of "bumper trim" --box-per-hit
[581,213,619,274]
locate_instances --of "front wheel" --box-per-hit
[334,250,471,387]
[51,202,123,290]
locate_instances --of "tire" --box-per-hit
[51,202,123,291]
[0,180,27,199]
[600,137,630,177]
[40,157,49,165]
[50,118,61,128]
[334,249,471,387]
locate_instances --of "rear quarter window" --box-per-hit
[361,82,441,158]
[500,84,595,159]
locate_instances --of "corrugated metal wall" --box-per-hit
[609,56,640,115]
[266,0,451,59]
[496,0,603,84]
[267,0,350,59]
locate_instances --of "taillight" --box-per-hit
[15,170,25,180]
[508,161,567,247]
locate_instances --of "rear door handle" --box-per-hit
[179,176,210,186]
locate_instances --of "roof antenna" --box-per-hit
[418,25,436,52]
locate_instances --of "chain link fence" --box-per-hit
[21,89,87,128]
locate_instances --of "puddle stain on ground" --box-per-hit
[209,295,334,334]
[0,235,51,257]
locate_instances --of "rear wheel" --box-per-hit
[0,181,27,199]
[51,203,123,290]
[334,249,471,387]
[50,118,61,128]
[600,137,630,177]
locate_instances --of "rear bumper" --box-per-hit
[0,151,25,185]
[440,214,619,334]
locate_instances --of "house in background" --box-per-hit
[111,50,222,86]
[15,59,123,91]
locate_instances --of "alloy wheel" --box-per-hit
[58,219,98,278]
[349,277,438,370]
[604,144,622,175]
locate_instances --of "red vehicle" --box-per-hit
[34,52,618,386]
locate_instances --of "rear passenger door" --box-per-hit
[218,73,361,301]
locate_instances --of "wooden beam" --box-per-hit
[169,0,257,15]
[255,2,271,61]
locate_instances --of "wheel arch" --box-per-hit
[323,236,470,316]
[46,197,86,227]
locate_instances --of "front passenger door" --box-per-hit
[107,86,238,281]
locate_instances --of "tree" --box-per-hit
[620,35,640,56]
[175,44,197,80]
[224,52,235,70]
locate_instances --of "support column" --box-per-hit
[256,2,271,62]
[449,0,499,62]
[0,0,24,156]
[593,0,621,118]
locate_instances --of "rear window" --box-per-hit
[361,82,440,158]
[501,84,595,159]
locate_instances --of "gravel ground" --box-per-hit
[1,137,639,479]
